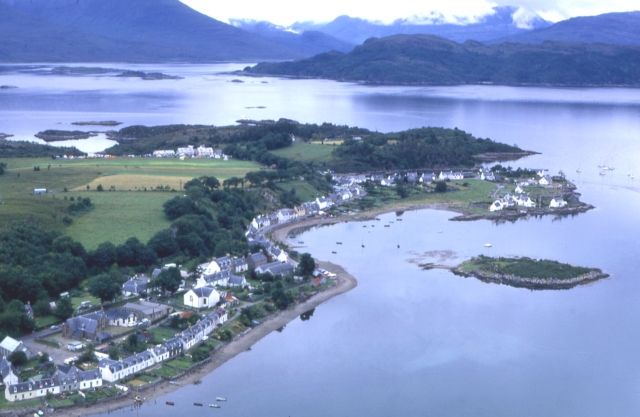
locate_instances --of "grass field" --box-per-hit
[271,141,337,162]
[65,191,173,249]
[0,157,264,248]
[276,180,322,201]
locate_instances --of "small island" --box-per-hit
[35,129,98,142]
[0,133,13,140]
[116,70,183,80]
[452,256,608,290]
[72,120,122,127]
[0,85,18,89]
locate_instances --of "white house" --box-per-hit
[0,357,18,386]
[98,350,156,383]
[489,200,505,212]
[196,145,214,158]
[439,171,464,181]
[184,286,220,309]
[514,184,524,194]
[152,150,175,158]
[5,378,60,402]
[538,175,552,186]
[276,208,297,223]
[549,198,568,208]
[200,260,221,276]
[315,197,334,210]
[177,145,195,157]
[479,170,495,181]
[515,195,536,208]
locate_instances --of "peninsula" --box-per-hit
[244,34,640,87]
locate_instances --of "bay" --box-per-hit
[2,63,640,416]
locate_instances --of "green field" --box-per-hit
[0,157,263,248]
[276,180,322,201]
[271,141,336,162]
[65,191,173,249]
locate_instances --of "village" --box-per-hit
[0,162,587,410]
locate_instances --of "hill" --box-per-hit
[500,11,640,45]
[292,6,550,44]
[0,0,344,62]
[245,34,640,87]
[231,20,354,54]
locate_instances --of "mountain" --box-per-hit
[500,11,640,45]
[292,6,550,45]
[0,0,345,62]
[245,34,640,87]
[231,20,354,54]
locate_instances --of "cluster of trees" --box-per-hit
[490,164,538,178]
[67,197,93,214]
[332,128,521,171]
[0,139,83,157]
[0,223,87,305]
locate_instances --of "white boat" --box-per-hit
[216,396,227,402]
[209,403,221,408]
[483,243,493,248]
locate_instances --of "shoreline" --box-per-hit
[46,263,357,417]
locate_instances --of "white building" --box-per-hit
[489,200,505,212]
[538,175,552,186]
[5,378,60,402]
[439,171,464,181]
[549,198,568,208]
[184,286,220,309]
[196,145,214,158]
[152,150,175,158]
[177,145,195,157]
[0,337,32,359]
[515,195,536,208]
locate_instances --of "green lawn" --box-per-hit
[276,180,321,201]
[272,141,336,162]
[149,326,178,343]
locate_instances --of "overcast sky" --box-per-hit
[180,0,637,25]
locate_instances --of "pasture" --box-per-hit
[0,157,263,248]
[271,141,336,162]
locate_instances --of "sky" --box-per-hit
[180,0,638,26]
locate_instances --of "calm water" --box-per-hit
[3,64,640,416]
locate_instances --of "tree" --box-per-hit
[154,267,182,294]
[0,162,6,175]
[8,351,27,367]
[33,299,51,316]
[78,344,97,363]
[54,297,74,320]
[297,253,316,277]
[88,273,121,304]
[88,242,117,271]
[396,183,409,199]
[434,181,448,193]
[96,184,104,192]
[148,229,179,258]
[108,345,120,360]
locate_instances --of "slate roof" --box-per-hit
[0,357,14,380]
[192,286,216,298]
[122,275,150,294]
[256,262,295,277]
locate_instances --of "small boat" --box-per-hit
[397,244,400,248]
[194,402,204,407]
[209,403,221,408]
[576,169,582,174]
[216,397,227,402]
[484,243,493,248]
[396,218,403,221]
[384,225,390,228]
[336,242,343,245]
[166,401,175,406]
[331,251,337,254]
[361,244,365,248]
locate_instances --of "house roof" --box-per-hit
[123,300,171,317]
[256,262,295,276]
[192,286,217,298]
[0,336,21,353]
[0,357,14,379]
